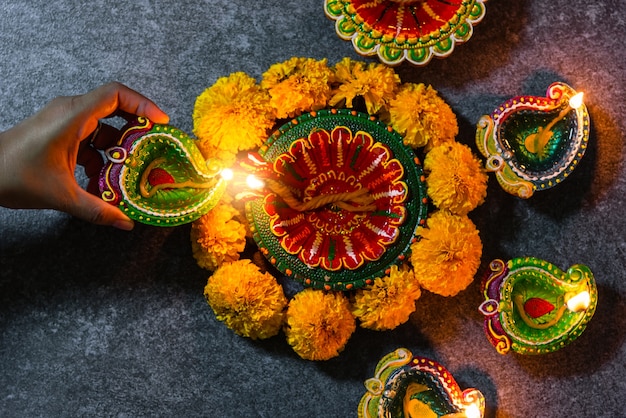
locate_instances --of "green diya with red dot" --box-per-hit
[479,257,598,355]
[243,109,428,291]
[98,117,226,226]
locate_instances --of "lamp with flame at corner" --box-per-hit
[358,348,485,418]
[229,109,429,292]
[98,117,226,226]
[479,257,598,355]
[475,82,590,198]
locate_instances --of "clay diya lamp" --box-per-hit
[324,0,487,66]
[240,109,428,291]
[479,257,598,355]
[359,348,485,418]
[476,82,591,198]
[99,117,226,226]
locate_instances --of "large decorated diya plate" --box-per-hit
[99,117,226,226]
[244,109,428,291]
[479,257,598,355]
[476,82,591,198]
[324,0,487,66]
[359,348,485,418]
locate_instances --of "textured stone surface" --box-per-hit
[1,1,625,416]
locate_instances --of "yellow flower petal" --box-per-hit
[329,57,400,115]
[191,201,247,271]
[284,289,355,361]
[424,142,488,215]
[261,57,334,119]
[193,72,275,160]
[204,260,287,340]
[410,211,482,297]
[352,264,421,331]
[388,83,458,149]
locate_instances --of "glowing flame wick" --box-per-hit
[566,291,590,312]
[568,92,584,109]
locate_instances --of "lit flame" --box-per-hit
[464,403,482,418]
[246,174,265,190]
[566,291,590,312]
[220,168,234,181]
[568,92,584,109]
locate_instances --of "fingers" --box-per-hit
[69,186,135,231]
[79,82,169,125]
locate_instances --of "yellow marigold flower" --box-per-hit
[261,57,334,119]
[193,72,275,159]
[388,83,458,149]
[330,57,400,115]
[424,142,488,215]
[194,142,238,170]
[191,202,247,271]
[204,260,287,340]
[352,264,421,331]
[284,289,356,361]
[410,210,482,297]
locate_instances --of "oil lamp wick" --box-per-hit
[524,92,584,156]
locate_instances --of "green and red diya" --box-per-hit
[98,117,226,226]
[241,109,428,291]
[479,257,598,355]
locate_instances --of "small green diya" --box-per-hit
[479,257,598,355]
[359,348,485,418]
[476,82,590,198]
[324,0,487,66]
[98,117,226,226]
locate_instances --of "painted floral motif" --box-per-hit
[325,0,487,66]
[264,125,408,271]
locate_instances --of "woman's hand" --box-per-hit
[0,82,169,230]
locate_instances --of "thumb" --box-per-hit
[70,188,135,230]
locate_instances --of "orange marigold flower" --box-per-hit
[330,57,400,115]
[424,142,488,215]
[204,260,287,340]
[284,289,356,361]
[352,264,421,331]
[410,210,482,297]
[193,72,276,161]
[191,201,247,271]
[261,57,334,119]
[388,83,458,149]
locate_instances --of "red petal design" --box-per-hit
[264,124,409,271]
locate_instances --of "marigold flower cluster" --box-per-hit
[192,56,488,360]
[204,260,287,340]
[410,210,483,297]
[424,141,488,215]
[193,72,275,167]
[191,201,246,271]
[351,264,421,331]
[284,289,356,360]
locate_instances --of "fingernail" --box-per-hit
[112,219,135,231]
